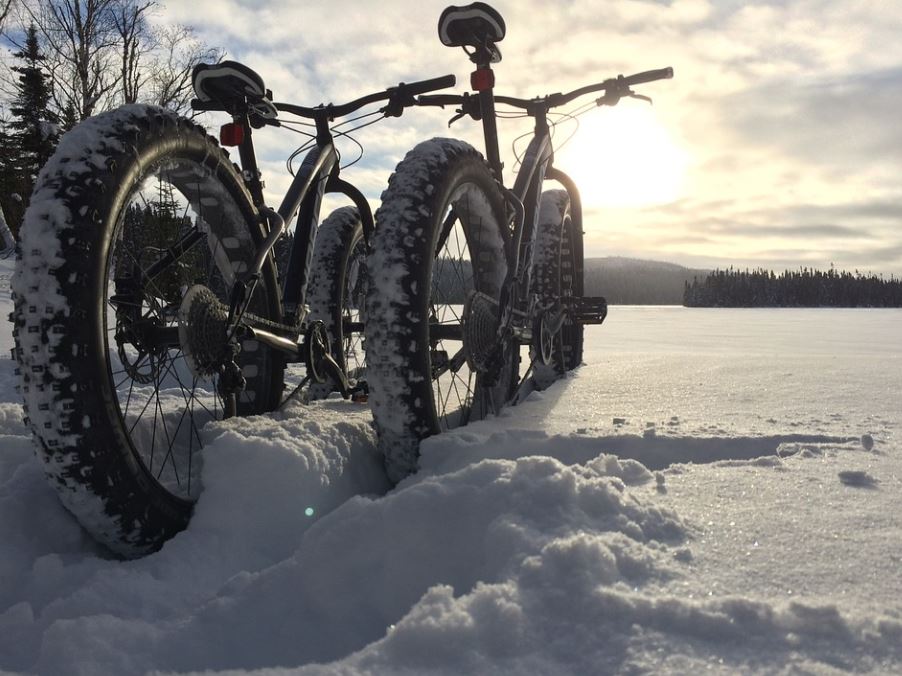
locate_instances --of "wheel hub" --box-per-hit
[113,290,168,384]
[178,285,232,376]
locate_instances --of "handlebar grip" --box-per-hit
[400,74,457,97]
[624,67,674,86]
[417,93,464,106]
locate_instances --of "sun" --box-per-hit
[552,104,688,209]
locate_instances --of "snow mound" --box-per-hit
[0,399,388,674]
[38,453,688,674]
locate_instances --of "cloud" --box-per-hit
[156,0,902,274]
[722,68,902,178]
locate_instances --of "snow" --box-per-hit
[1,283,901,673]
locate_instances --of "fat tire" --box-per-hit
[12,105,283,557]
[531,189,585,389]
[365,138,512,482]
[306,206,366,399]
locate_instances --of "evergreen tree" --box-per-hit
[0,114,28,238]
[11,25,58,171]
[58,102,79,134]
[7,24,59,238]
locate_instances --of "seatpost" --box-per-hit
[235,111,266,208]
[471,54,503,180]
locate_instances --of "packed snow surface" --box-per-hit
[1,258,900,674]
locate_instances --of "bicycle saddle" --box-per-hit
[438,3,505,62]
[192,61,277,118]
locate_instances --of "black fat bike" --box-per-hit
[365,2,673,481]
[12,60,455,556]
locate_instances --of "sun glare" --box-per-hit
[553,105,688,209]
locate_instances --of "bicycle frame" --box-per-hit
[506,112,574,322]
[191,71,456,378]
[418,61,672,347]
[228,109,373,336]
[459,84,584,345]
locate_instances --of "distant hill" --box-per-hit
[584,257,708,305]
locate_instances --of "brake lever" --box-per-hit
[596,86,653,108]
[448,109,467,127]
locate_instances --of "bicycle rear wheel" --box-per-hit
[306,206,367,399]
[365,138,515,482]
[531,189,584,389]
[12,105,283,556]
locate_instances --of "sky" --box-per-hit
[151,0,902,274]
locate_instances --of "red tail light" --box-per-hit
[470,68,495,92]
[220,122,244,146]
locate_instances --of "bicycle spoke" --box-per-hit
[156,397,191,486]
[430,191,482,427]
[128,382,160,436]
[435,209,459,257]
[152,383,180,485]
[142,229,205,283]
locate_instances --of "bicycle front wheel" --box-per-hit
[12,105,284,556]
[365,138,515,482]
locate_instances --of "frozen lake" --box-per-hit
[1,298,901,674]
[599,305,901,356]
[507,306,902,444]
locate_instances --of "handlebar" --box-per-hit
[416,93,465,108]
[418,66,673,114]
[275,74,456,120]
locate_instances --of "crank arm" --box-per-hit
[242,324,351,396]
[242,325,302,357]
[317,351,351,397]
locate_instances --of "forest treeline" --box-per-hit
[0,0,221,240]
[683,267,902,307]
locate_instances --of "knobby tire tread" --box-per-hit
[365,138,510,482]
[306,206,365,399]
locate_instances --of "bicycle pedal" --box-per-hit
[574,296,608,324]
[348,380,369,403]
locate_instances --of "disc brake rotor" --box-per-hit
[114,294,166,384]
[536,311,555,366]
